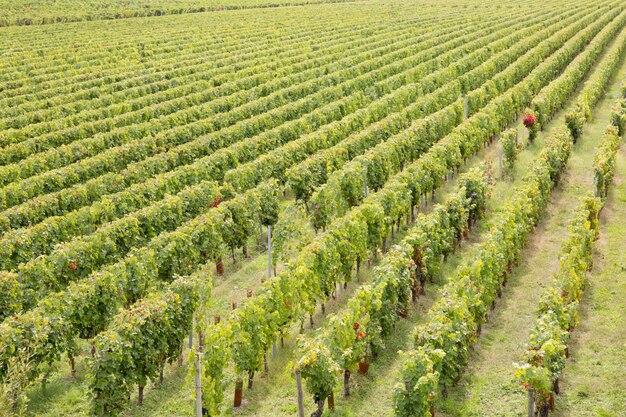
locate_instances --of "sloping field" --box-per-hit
[0,1,624,416]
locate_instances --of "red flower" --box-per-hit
[353,322,360,331]
[523,113,536,128]
[211,195,222,208]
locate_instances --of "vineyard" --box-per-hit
[0,1,625,416]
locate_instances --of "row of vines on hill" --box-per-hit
[394,16,626,414]
[0,2,623,416]
[295,166,491,416]
[515,80,626,417]
[188,7,625,415]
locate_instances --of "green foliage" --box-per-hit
[1,3,622,416]
[311,5,622,231]
[565,110,585,142]
[296,340,339,402]
[0,179,282,391]
[565,24,626,140]
[594,126,622,198]
[415,294,477,389]
[1,180,220,309]
[288,3,586,212]
[230,302,269,379]
[515,194,601,408]
[393,347,445,417]
[530,8,624,129]
[271,203,313,269]
[514,362,552,401]
[0,347,39,417]
[0,0,357,26]
[257,181,281,226]
[190,11,622,410]
[395,124,575,415]
[501,128,518,171]
[297,166,490,402]
[0,28,409,238]
[200,326,232,416]
[0,272,23,322]
[609,99,626,135]
[221,192,258,254]
[89,275,205,416]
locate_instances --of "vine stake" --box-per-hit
[295,370,305,417]
[195,352,202,417]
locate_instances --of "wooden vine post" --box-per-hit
[195,351,203,417]
[216,257,224,276]
[343,370,351,397]
[267,225,272,279]
[234,379,243,408]
[231,299,242,408]
[327,391,335,411]
[295,370,305,417]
